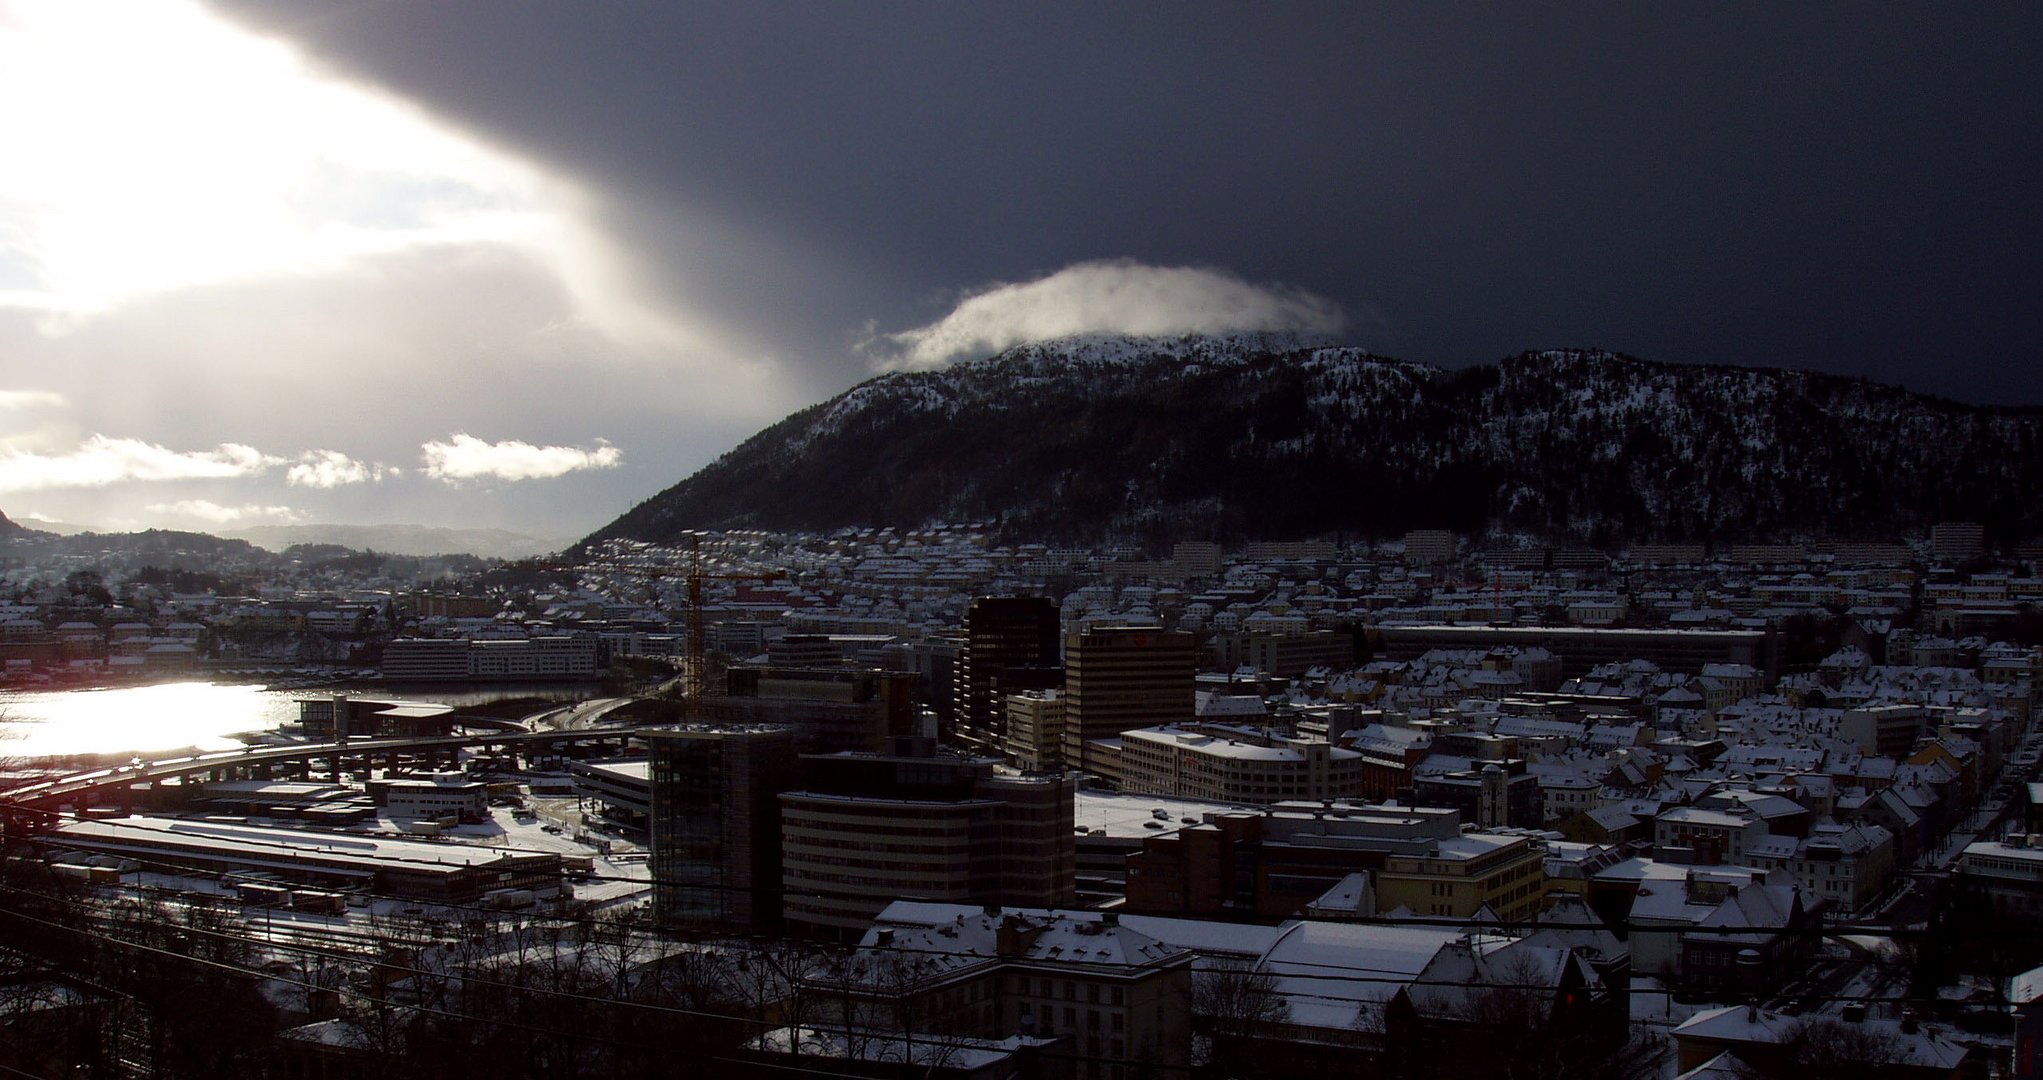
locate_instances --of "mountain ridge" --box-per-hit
[588,336,2043,549]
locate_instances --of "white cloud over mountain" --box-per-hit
[866,259,1347,372]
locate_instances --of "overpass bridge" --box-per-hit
[0,724,651,836]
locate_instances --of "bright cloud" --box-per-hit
[0,389,67,411]
[420,434,622,482]
[0,0,700,354]
[142,499,304,526]
[866,259,1347,372]
[0,436,283,492]
[286,450,396,489]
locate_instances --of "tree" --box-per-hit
[1189,962,1291,1079]
[1392,948,1664,1080]
[1726,1016,1911,1080]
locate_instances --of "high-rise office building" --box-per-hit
[780,738,1075,937]
[647,725,798,931]
[1005,689,1066,772]
[954,596,1062,755]
[694,667,917,755]
[1062,626,1195,775]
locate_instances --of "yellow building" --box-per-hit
[1374,832,1546,922]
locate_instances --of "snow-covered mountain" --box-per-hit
[588,335,2043,548]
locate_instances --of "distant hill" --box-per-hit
[583,333,2041,549]
[228,523,570,559]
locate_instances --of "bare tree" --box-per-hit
[1726,1016,1912,1080]
[1189,962,1291,1079]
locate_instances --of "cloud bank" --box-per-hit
[0,436,281,492]
[420,434,622,482]
[866,259,1347,372]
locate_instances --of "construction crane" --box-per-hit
[498,539,784,701]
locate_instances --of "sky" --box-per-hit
[1,2,2038,541]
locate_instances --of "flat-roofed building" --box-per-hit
[780,742,1075,938]
[648,726,798,932]
[1374,832,1548,922]
[568,758,651,826]
[1005,689,1066,772]
[697,667,916,755]
[1064,627,1195,776]
[1118,723,1363,804]
[1410,760,1543,829]
[954,596,1062,755]
[380,638,471,681]
[297,695,455,738]
[1841,704,1930,757]
[1403,530,1457,565]
[54,816,562,900]
[1958,839,2043,918]
[1933,521,1986,564]
[1124,801,1466,918]
[379,775,489,823]
[1654,806,1769,866]
[468,635,598,679]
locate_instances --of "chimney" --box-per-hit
[996,914,1045,958]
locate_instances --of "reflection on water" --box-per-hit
[0,681,599,761]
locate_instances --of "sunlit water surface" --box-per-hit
[0,682,596,761]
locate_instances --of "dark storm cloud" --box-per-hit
[208,2,2043,403]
